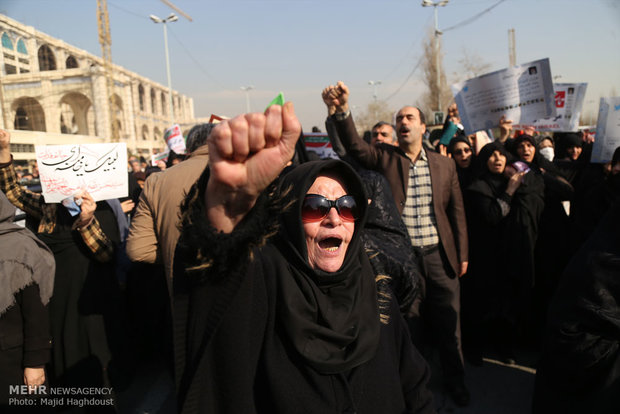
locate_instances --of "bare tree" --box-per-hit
[353,100,394,135]
[454,48,492,82]
[416,28,453,124]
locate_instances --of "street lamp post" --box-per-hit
[421,0,449,112]
[150,13,178,124]
[240,86,254,112]
[368,80,382,101]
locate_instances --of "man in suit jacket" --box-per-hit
[322,81,470,406]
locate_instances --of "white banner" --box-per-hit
[164,124,186,154]
[452,58,556,134]
[35,143,128,203]
[514,83,587,132]
[591,97,620,163]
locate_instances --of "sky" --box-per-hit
[2,0,620,130]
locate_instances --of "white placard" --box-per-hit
[514,83,587,132]
[591,97,620,163]
[164,124,186,154]
[452,58,556,134]
[35,143,128,203]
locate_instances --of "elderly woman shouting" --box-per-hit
[174,103,434,414]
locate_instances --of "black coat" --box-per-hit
[533,201,620,414]
[174,162,435,414]
[464,170,544,324]
[0,284,51,405]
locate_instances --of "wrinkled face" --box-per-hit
[371,124,395,146]
[487,150,506,174]
[516,141,535,163]
[452,142,473,168]
[395,106,426,146]
[567,146,582,161]
[303,176,355,273]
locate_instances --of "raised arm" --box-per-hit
[206,102,301,233]
[322,81,383,168]
[0,129,45,218]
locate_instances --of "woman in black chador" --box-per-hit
[461,141,543,364]
[174,103,435,414]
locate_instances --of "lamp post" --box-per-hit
[240,86,254,112]
[368,80,382,101]
[150,13,178,124]
[421,0,449,112]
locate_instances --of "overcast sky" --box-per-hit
[3,0,620,130]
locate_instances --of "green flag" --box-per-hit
[266,92,285,111]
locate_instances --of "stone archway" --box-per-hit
[59,92,92,135]
[110,94,125,140]
[12,97,46,131]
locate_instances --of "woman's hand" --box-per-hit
[506,171,525,196]
[24,366,45,392]
[120,199,135,213]
[498,115,513,142]
[0,129,11,163]
[74,191,96,229]
[206,102,301,233]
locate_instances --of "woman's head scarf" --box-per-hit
[0,190,55,315]
[274,159,380,374]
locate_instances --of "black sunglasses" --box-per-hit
[301,194,359,222]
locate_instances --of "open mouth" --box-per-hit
[318,237,342,252]
[399,127,410,135]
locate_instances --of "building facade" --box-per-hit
[0,14,196,164]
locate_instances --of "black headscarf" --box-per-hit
[472,141,511,196]
[274,159,380,374]
[511,134,560,175]
[448,134,475,190]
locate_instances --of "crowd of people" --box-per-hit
[0,79,619,413]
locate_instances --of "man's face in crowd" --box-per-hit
[371,124,396,146]
[566,145,582,161]
[395,106,426,146]
[517,140,535,163]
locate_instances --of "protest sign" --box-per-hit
[151,151,169,166]
[591,97,620,163]
[164,124,186,154]
[304,133,338,160]
[514,83,587,131]
[35,143,128,202]
[451,58,555,133]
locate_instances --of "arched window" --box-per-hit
[141,125,150,141]
[16,39,27,54]
[138,84,145,112]
[65,55,78,69]
[150,89,157,114]
[110,94,124,140]
[38,45,57,71]
[2,33,13,50]
[12,97,46,132]
[161,92,166,115]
